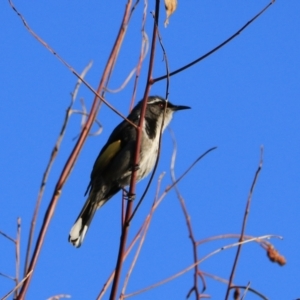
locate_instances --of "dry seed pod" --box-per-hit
[266,245,286,266]
[164,0,177,27]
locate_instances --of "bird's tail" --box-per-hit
[69,196,98,248]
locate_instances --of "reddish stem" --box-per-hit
[224,147,263,299]
[109,2,160,299]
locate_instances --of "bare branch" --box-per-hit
[71,109,103,137]
[240,282,251,300]
[225,147,264,299]
[152,1,274,83]
[46,294,71,300]
[121,173,165,297]
[119,0,150,225]
[2,270,33,300]
[197,233,272,247]
[129,0,149,112]
[97,217,150,299]
[201,272,268,299]
[15,218,21,298]
[105,32,149,94]
[169,128,206,297]
[8,0,136,127]
[201,271,229,285]
[128,10,171,223]
[0,231,15,243]
[0,272,15,281]
[98,177,166,298]
[109,1,161,298]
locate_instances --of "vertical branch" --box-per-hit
[224,147,264,300]
[129,1,149,111]
[97,171,165,300]
[109,1,161,299]
[122,0,149,226]
[15,218,21,298]
[17,2,132,299]
[96,227,143,300]
[120,173,165,298]
[127,9,170,223]
[169,129,206,298]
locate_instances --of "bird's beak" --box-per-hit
[174,105,191,111]
[166,101,191,111]
[172,104,191,111]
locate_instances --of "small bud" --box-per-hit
[164,0,177,27]
[266,245,286,266]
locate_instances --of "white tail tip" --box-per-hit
[69,218,88,248]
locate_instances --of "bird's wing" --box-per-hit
[91,139,121,179]
[90,117,137,180]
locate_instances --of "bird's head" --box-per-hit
[145,96,190,129]
[132,96,190,139]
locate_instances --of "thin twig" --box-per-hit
[169,128,206,298]
[129,0,149,112]
[122,0,149,221]
[105,31,149,94]
[135,147,217,219]
[46,294,71,300]
[128,9,171,223]
[0,231,15,243]
[97,219,148,299]
[71,109,103,136]
[230,285,269,300]
[2,270,33,300]
[152,1,274,83]
[120,173,165,297]
[15,218,21,298]
[201,271,229,285]
[202,272,268,299]
[129,0,141,19]
[79,97,88,130]
[23,61,93,277]
[0,273,15,281]
[8,0,137,128]
[154,12,170,101]
[166,147,217,195]
[197,233,271,248]
[225,147,264,300]
[99,181,167,299]
[240,282,251,300]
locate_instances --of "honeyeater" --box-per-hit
[69,96,190,247]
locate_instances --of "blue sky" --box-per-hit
[1,1,300,299]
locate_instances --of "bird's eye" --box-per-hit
[158,102,164,108]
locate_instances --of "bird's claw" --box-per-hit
[122,188,136,201]
[126,192,136,201]
[132,163,140,171]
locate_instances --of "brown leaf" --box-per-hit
[164,0,177,27]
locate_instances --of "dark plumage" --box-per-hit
[69,96,190,247]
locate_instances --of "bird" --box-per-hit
[69,95,190,247]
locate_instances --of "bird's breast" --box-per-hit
[137,131,159,181]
